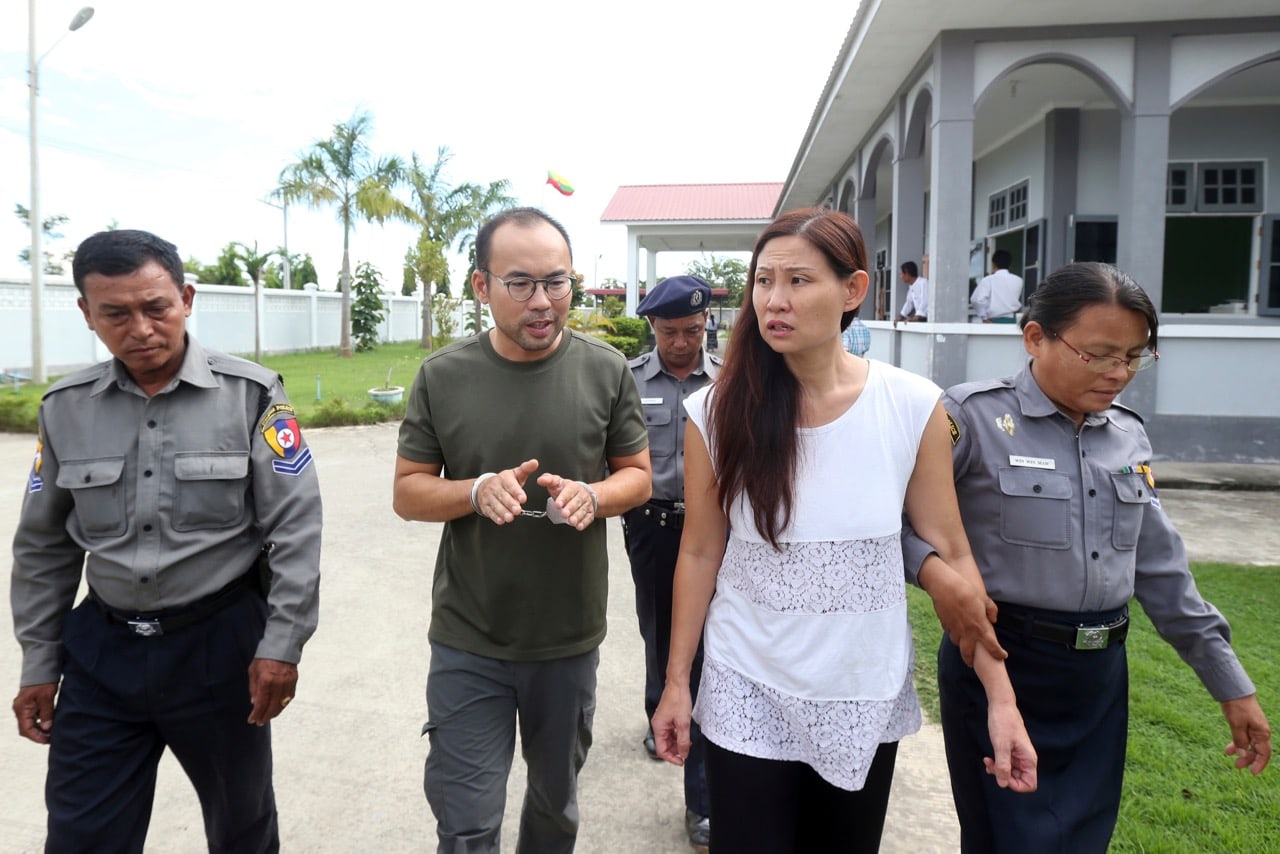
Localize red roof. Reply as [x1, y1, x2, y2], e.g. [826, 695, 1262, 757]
[601, 183, 783, 223]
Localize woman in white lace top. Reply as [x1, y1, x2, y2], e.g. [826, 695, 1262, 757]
[651, 208, 1037, 852]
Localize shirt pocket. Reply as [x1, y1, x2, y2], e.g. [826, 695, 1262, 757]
[997, 468, 1073, 549]
[56, 457, 127, 538]
[1109, 472, 1151, 551]
[173, 452, 250, 532]
[643, 406, 675, 458]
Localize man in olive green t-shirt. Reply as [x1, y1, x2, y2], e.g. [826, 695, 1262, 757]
[394, 207, 651, 853]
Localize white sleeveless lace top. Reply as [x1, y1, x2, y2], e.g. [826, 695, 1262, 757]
[685, 360, 941, 790]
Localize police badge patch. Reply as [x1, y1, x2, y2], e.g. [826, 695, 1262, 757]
[259, 403, 313, 476]
[28, 435, 43, 494]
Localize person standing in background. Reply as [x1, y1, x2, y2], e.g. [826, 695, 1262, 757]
[624, 275, 721, 852]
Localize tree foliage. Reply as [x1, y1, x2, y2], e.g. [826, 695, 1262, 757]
[400, 147, 515, 350]
[264, 251, 318, 289]
[233, 241, 274, 288]
[686, 254, 749, 306]
[14, 204, 73, 275]
[185, 243, 246, 286]
[350, 261, 387, 352]
[275, 111, 407, 357]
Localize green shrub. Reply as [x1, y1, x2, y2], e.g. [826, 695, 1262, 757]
[601, 335, 642, 358]
[306, 396, 405, 428]
[0, 392, 41, 433]
[610, 316, 649, 341]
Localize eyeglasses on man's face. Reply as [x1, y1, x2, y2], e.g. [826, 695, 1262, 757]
[482, 271, 578, 302]
[1052, 333, 1159, 373]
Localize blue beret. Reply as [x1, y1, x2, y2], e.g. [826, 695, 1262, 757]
[636, 275, 712, 318]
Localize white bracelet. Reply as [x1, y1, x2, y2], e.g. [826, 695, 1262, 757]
[470, 472, 497, 515]
[578, 481, 598, 517]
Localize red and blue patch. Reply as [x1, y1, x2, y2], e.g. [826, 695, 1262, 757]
[259, 403, 312, 476]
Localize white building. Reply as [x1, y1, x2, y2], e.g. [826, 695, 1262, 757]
[776, 0, 1280, 461]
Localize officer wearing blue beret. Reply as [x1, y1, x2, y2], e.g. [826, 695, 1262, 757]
[626, 275, 721, 852]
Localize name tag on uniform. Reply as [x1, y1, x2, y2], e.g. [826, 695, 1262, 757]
[1009, 455, 1055, 470]
[641, 397, 664, 405]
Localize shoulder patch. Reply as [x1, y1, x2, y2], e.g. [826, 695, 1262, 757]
[946, 411, 961, 446]
[27, 434, 44, 493]
[259, 403, 306, 465]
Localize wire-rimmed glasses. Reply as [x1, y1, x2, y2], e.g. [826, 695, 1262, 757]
[1052, 333, 1159, 373]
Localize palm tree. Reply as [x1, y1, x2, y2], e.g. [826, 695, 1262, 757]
[233, 241, 275, 363]
[275, 111, 407, 357]
[403, 147, 515, 350]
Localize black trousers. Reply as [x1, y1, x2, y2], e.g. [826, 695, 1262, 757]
[621, 508, 709, 816]
[704, 740, 898, 854]
[45, 592, 278, 854]
[938, 605, 1128, 854]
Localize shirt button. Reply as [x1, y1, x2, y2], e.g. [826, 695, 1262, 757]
[1032, 484, 1042, 493]
[147, 420, 157, 428]
[1091, 551, 1100, 560]
[140, 577, 150, 584]
[1088, 489, 1097, 497]
[143, 524, 153, 532]
[144, 470, 153, 478]
[83, 474, 91, 483]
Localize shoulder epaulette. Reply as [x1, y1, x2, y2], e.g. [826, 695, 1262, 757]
[1108, 401, 1146, 425]
[43, 362, 110, 399]
[205, 351, 280, 389]
[947, 376, 1016, 405]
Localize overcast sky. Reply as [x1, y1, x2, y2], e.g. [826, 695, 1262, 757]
[1, 1, 853, 291]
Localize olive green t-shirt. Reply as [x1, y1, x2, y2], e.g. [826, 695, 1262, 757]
[398, 330, 648, 661]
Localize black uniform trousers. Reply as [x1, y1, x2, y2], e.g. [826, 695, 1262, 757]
[45, 589, 278, 854]
[621, 507, 710, 816]
[938, 604, 1129, 854]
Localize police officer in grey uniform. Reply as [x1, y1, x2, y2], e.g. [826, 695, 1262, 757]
[10, 229, 322, 853]
[624, 275, 721, 852]
[904, 262, 1270, 852]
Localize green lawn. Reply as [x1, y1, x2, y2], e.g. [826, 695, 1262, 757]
[0, 341, 431, 432]
[909, 563, 1280, 851]
[260, 341, 426, 425]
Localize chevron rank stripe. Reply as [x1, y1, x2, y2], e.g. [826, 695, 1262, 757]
[272, 446, 313, 476]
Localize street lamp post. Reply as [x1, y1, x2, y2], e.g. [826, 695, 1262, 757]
[28, 3, 95, 384]
[260, 197, 290, 290]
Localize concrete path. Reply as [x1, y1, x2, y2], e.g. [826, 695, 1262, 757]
[0, 424, 1275, 853]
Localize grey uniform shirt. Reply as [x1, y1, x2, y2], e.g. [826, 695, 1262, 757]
[628, 349, 721, 502]
[11, 336, 322, 687]
[902, 364, 1254, 702]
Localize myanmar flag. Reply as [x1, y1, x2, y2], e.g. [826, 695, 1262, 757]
[546, 170, 574, 196]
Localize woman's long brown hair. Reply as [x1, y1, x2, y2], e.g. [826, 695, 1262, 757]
[707, 208, 868, 549]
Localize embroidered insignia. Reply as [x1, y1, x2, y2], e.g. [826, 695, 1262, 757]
[259, 403, 304, 459]
[272, 446, 313, 476]
[691, 290, 704, 308]
[996, 413, 1016, 436]
[946, 412, 960, 447]
[28, 437, 43, 493]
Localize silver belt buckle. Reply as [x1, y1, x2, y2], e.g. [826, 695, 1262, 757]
[127, 619, 163, 637]
[674, 501, 686, 513]
[1074, 625, 1109, 650]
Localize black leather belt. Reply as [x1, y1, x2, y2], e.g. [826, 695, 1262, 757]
[995, 602, 1129, 651]
[641, 498, 685, 531]
[89, 570, 257, 637]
